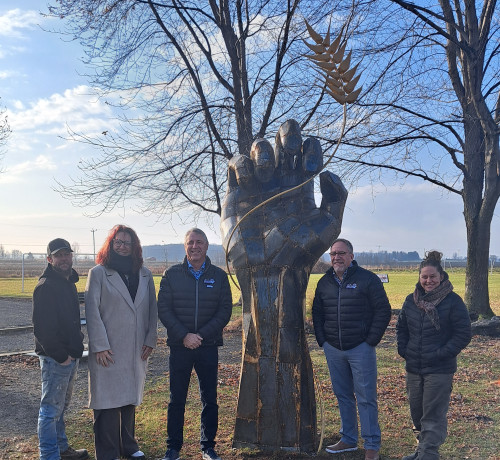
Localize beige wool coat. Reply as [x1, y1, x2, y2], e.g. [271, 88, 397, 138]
[85, 264, 158, 409]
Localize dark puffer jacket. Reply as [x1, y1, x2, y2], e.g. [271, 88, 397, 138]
[312, 261, 391, 350]
[32, 264, 84, 363]
[157, 256, 233, 347]
[396, 284, 471, 375]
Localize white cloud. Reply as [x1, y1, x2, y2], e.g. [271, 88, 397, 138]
[0, 155, 56, 184]
[8, 85, 116, 135]
[0, 9, 41, 38]
[12, 100, 24, 110]
[0, 70, 13, 79]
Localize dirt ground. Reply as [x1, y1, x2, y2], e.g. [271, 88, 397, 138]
[0, 298, 243, 457]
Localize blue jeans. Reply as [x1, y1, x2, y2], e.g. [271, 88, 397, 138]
[38, 356, 78, 460]
[167, 346, 218, 452]
[323, 341, 381, 450]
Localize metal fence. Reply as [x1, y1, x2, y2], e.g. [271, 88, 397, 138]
[0, 253, 176, 292]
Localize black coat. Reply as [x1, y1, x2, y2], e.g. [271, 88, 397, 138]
[396, 286, 471, 374]
[32, 264, 84, 363]
[157, 256, 233, 347]
[312, 261, 391, 350]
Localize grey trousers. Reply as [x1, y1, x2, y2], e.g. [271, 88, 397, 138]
[406, 372, 454, 460]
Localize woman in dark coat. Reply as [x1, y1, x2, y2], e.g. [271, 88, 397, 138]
[396, 251, 471, 460]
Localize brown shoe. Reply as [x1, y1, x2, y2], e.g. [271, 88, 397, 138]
[365, 449, 380, 460]
[325, 440, 358, 453]
[60, 447, 89, 460]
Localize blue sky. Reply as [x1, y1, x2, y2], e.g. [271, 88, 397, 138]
[0, 1, 498, 258]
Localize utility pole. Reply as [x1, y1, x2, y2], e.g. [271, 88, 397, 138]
[162, 240, 168, 269]
[91, 229, 97, 262]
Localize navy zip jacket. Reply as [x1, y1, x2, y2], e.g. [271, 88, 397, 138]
[396, 284, 471, 375]
[32, 264, 84, 363]
[312, 261, 391, 350]
[157, 256, 233, 347]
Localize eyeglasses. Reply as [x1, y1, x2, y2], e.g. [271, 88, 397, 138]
[113, 239, 132, 247]
[329, 251, 349, 257]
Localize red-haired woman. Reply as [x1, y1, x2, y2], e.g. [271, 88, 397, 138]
[85, 225, 157, 460]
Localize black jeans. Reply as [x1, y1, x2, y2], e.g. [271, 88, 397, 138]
[167, 346, 219, 451]
[93, 405, 139, 460]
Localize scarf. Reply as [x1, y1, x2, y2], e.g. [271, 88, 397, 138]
[108, 250, 139, 301]
[413, 273, 453, 331]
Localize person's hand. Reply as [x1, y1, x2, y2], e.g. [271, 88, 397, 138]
[183, 333, 203, 349]
[61, 355, 74, 366]
[141, 345, 153, 360]
[221, 119, 347, 271]
[96, 349, 114, 367]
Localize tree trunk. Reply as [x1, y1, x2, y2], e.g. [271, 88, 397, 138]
[464, 207, 495, 318]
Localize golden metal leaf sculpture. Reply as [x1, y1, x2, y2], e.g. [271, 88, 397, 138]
[304, 20, 362, 105]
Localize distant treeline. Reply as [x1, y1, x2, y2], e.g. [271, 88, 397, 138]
[355, 251, 421, 265]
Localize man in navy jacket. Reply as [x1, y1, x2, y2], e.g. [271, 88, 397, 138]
[312, 238, 391, 460]
[158, 228, 232, 460]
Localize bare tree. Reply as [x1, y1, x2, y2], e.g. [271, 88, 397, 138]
[0, 100, 11, 169]
[47, 0, 346, 222]
[48, 1, 499, 317]
[324, 0, 499, 317]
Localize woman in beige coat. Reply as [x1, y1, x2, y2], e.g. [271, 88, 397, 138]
[85, 225, 157, 460]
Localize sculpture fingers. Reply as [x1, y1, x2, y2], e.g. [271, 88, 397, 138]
[274, 119, 303, 173]
[319, 171, 348, 220]
[250, 138, 276, 183]
[302, 137, 323, 176]
[227, 154, 254, 190]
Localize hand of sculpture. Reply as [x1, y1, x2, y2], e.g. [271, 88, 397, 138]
[221, 119, 348, 271]
[221, 120, 348, 451]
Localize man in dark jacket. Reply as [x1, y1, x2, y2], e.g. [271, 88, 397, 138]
[158, 228, 232, 460]
[312, 239, 391, 460]
[32, 238, 88, 460]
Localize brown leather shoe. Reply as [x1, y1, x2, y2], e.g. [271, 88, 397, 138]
[325, 440, 358, 453]
[365, 449, 380, 460]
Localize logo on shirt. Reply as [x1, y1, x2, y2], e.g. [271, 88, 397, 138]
[346, 283, 357, 289]
[204, 278, 215, 288]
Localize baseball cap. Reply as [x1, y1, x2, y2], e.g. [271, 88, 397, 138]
[47, 238, 73, 256]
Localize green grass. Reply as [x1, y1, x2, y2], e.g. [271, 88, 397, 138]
[0, 277, 88, 298]
[52, 331, 499, 460]
[1, 269, 499, 316]
[307, 270, 500, 317]
[3, 269, 499, 459]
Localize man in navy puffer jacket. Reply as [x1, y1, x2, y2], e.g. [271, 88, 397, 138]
[158, 228, 232, 460]
[312, 239, 391, 460]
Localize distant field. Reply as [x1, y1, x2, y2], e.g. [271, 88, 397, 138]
[1, 269, 499, 316]
[306, 270, 500, 316]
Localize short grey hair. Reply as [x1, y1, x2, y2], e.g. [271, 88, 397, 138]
[331, 238, 353, 253]
[184, 228, 209, 244]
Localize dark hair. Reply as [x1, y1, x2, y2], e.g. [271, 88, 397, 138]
[419, 250, 444, 276]
[331, 238, 354, 253]
[96, 225, 143, 272]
